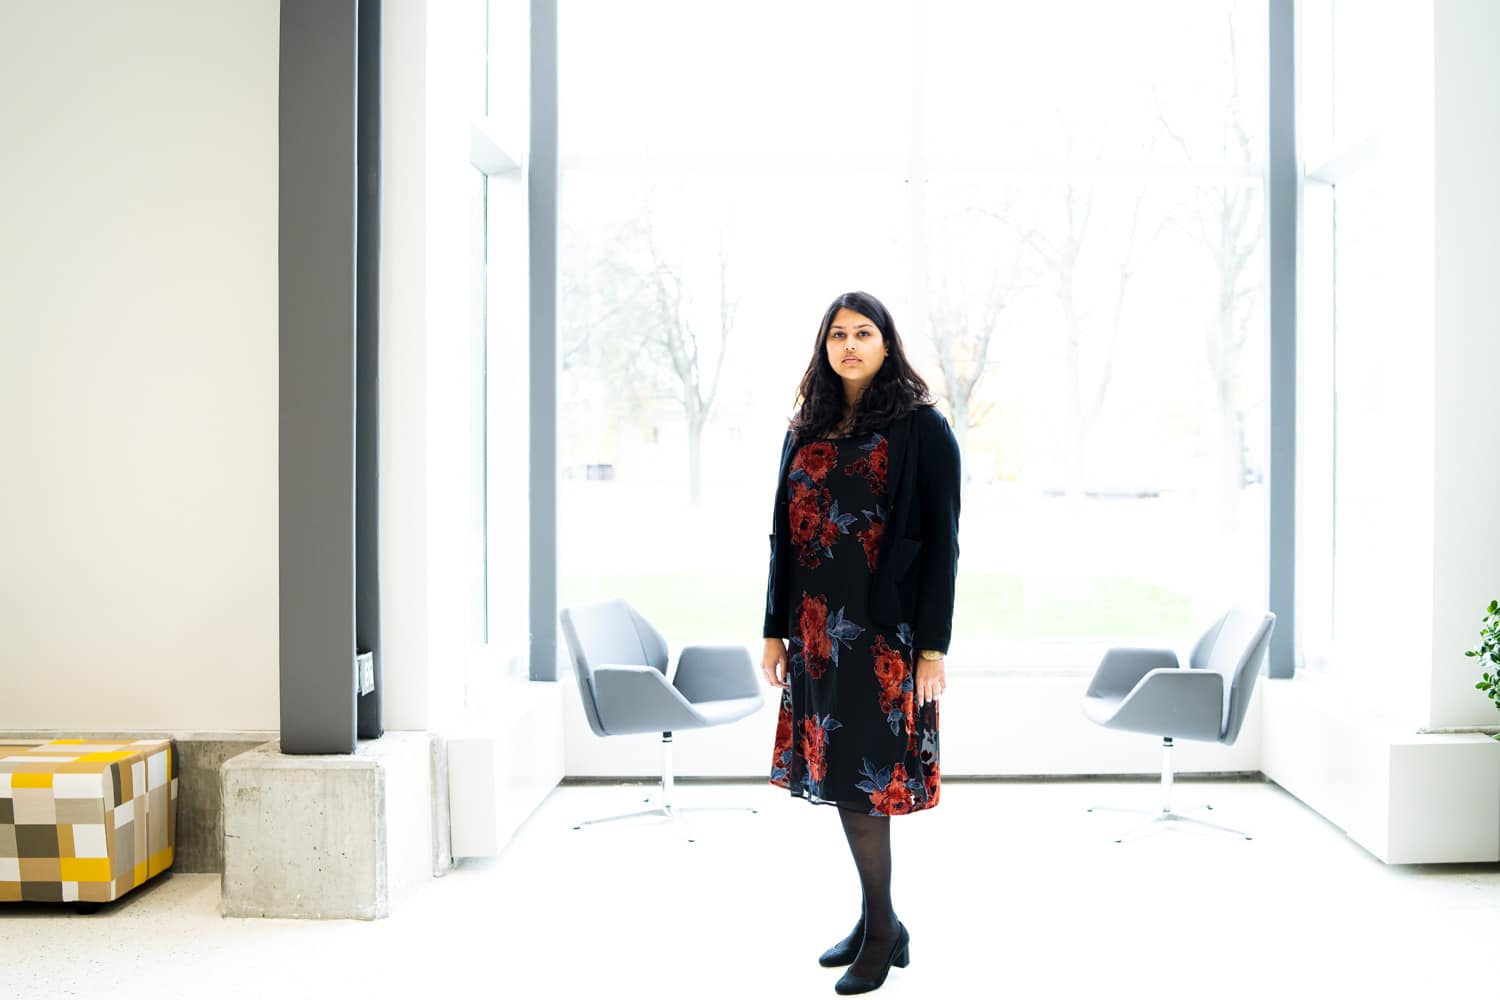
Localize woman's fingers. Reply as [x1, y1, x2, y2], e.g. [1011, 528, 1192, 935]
[914, 658, 946, 706]
[761, 640, 789, 688]
[917, 680, 946, 707]
[762, 655, 789, 688]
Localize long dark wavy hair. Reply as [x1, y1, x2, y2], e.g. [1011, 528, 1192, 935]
[789, 291, 933, 440]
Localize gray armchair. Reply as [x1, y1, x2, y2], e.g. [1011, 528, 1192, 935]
[559, 598, 764, 840]
[1082, 607, 1276, 842]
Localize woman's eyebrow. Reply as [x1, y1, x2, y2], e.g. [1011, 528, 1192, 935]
[830, 323, 875, 331]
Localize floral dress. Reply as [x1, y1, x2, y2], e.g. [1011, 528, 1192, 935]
[769, 431, 941, 815]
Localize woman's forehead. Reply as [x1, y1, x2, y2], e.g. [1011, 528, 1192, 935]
[829, 308, 876, 329]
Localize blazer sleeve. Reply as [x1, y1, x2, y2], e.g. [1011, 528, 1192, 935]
[762, 429, 794, 639]
[913, 408, 961, 654]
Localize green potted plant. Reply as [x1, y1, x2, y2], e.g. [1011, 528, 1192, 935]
[1463, 599, 1500, 739]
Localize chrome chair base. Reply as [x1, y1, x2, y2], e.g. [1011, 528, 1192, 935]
[1086, 803, 1252, 843]
[1085, 737, 1253, 843]
[571, 733, 758, 842]
[571, 797, 759, 843]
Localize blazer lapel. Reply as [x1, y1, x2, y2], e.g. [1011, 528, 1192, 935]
[878, 412, 914, 545]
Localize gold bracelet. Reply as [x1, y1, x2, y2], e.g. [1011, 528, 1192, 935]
[917, 649, 944, 661]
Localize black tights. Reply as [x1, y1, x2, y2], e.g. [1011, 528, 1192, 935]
[837, 805, 898, 975]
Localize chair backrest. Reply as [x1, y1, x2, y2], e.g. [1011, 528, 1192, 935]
[1188, 606, 1277, 745]
[558, 599, 670, 737]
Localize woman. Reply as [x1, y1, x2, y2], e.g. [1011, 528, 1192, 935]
[762, 291, 961, 995]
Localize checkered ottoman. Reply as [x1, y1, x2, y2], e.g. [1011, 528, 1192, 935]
[0, 739, 178, 904]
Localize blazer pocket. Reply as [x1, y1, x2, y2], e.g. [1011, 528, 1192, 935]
[890, 537, 922, 611]
[871, 537, 921, 624]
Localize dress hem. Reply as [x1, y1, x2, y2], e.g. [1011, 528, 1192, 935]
[768, 777, 939, 817]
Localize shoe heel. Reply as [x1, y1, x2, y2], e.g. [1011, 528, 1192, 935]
[893, 943, 909, 968]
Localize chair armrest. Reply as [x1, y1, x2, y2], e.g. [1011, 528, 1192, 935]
[1085, 648, 1180, 700]
[592, 665, 704, 736]
[673, 645, 760, 703]
[1107, 668, 1224, 742]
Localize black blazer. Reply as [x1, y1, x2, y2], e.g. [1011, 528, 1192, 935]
[762, 405, 962, 653]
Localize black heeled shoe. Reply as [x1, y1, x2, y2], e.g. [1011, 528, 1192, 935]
[818, 918, 865, 967]
[834, 923, 909, 995]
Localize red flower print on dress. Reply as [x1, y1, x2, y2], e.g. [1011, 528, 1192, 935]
[792, 593, 866, 679]
[788, 481, 828, 567]
[795, 593, 833, 679]
[857, 505, 885, 572]
[769, 688, 794, 787]
[787, 483, 855, 569]
[799, 712, 843, 790]
[917, 717, 940, 806]
[857, 759, 919, 816]
[904, 690, 918, 754]
[922, 760, 941, 807]
[794, 441, 839, 483]
[788, 441, 857, 569]
[871, 634, 914, 735]
[843, 434, 890, 495]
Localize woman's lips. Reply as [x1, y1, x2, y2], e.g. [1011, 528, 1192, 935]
[842, 357, 861, 364]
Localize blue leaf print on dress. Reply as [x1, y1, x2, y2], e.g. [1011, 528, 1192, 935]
[826, 606, 865, 670]
[771, 754, 790, 784]
[812, 498, 857, 564]
[897, 622, 914, 650]
[886, 707, 906, 736]
[828, 498, 857, 534]
[854, 758, 893, 795]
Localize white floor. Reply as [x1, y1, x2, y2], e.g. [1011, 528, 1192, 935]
[2, 779, 1496, 1000]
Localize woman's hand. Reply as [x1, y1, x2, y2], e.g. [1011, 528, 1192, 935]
[915, 655, 946, 708]
[761, 638, 789, 688]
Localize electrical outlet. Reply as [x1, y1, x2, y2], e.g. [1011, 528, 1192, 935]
[356, 651, 375, 696]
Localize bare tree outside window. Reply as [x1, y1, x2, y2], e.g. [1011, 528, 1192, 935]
[560, 196, 738, 508]
[991, 169, 1153, 497]
[1159, 8, 1265, 531]
[643, 221, 737, 508]
[921, 198, 1034, 475]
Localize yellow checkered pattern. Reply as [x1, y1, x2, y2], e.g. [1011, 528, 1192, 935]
[0, 739, 178, 904]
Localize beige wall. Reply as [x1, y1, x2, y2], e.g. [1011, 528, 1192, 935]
[0, 1, 281, 730]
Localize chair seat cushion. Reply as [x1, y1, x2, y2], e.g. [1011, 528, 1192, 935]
[688, 696, 763, 728]
[1081, 692, 1125, 726]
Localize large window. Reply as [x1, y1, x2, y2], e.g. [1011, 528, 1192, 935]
[1296, 0, 1428, 715]
[466, 0, 531, 700]
[559, 1, 1270, 669]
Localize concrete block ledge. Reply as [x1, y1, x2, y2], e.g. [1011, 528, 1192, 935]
[221, 732, 433, 919]
[1262, 678, 1500, 863]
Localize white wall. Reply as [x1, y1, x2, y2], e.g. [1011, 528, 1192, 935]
[379, 0, 433, 731]
[1430, 0, 1500, 730]
[379, 0, 495, 732]
[1260, 0, 1500, 863]
[0, 1, 280, 731]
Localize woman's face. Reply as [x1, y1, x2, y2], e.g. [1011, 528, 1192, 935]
[825, 307, 888, 393]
